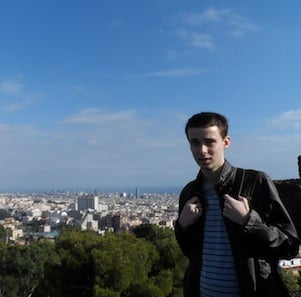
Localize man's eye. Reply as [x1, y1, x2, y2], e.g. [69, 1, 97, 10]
[205, 140, 215, 145]
[190, 140, 199, 146]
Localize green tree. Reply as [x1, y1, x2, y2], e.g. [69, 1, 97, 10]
[133, 224, 187, 296]
[0, 225, 186, 297]
[52, 230, 100, 297]
[0, 226, 6, 242]
[281, 269, 301, 297]
[93, 286, 119, 297]
[152, 269, 173, 296]
[0, 241, 58, 297]
[121, 282, 164, 297]
[93, 232, 159, 294]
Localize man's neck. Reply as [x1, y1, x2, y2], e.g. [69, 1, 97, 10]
[202, 168, 222, 186]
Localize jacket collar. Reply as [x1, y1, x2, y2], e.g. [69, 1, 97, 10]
[195, 160, 235, 189]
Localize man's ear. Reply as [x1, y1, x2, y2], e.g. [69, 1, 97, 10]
[224, 135, 231, 148]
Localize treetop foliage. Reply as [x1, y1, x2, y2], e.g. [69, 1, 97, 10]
[0, 224, 188, 297]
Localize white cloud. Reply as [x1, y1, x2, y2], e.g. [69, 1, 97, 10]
[63, 108, 137, 125]
[0, 79, 38, 113]
[165, 48, 178, 59]
[176, 29, 214, 49]
[2, 102, 28, 112]
[183, 8, 258, 34]
[0, 124, 11, 132]
[0, 98, 33, 114]
[144, 67, 209, 78]
[229, 132, 301, 179]
[183, 7, 225, 25]
[267, 109, 301, 129]
[172, 7, 258, 49]
[0, 80, 24, 95]
[72, 85, 85, 92]
[0, 108, 187, 189]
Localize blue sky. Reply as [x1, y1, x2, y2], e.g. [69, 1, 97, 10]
[0, 0, 300, 192]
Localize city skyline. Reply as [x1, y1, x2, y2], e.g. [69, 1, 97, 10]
[0, 1, 301, 191]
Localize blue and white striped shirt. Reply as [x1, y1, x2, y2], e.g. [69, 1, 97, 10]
[200, 185, 240, 297]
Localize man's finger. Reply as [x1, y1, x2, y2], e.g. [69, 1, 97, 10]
[224, 194, 235, 201]
[238, 196, 250, 206]
[187, 196, 200, 204]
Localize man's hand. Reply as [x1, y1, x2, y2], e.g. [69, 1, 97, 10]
[223, 194, 250, 225]
[179, 197, 203, 229]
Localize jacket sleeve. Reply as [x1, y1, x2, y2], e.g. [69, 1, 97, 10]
[242, 172, 300, 259]
[174, 182, 202, 259]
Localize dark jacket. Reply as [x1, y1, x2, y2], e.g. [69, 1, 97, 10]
[175, 161, 300, 297]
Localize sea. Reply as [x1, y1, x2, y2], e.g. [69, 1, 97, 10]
[0, 185, 182, 195]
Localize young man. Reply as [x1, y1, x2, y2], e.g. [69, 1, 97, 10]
[175, 112, 300, 297]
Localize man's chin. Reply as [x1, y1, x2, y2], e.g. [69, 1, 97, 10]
[200, 165, 212, 171]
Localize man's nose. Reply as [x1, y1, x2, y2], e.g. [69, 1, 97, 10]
[200, 144, 208, 154]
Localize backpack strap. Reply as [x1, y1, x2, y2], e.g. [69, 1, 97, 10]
[233, 168, 257, 207]
[233, 168, 246, 198]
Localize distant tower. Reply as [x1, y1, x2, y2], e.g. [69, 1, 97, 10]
[298, 155, 301, 178]
[136, 187, 140, 199]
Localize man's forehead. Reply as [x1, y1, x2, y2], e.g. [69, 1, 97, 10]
[187, 126, 220, 137]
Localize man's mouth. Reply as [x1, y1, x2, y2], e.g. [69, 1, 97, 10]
[200, 157, 211, 164]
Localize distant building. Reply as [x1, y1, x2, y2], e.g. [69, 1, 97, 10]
[279, 247, 301, 274]
[67, 210, 83, 221]
[81, 213, 98, 232]
[27, 208, 42, 218]
[7, 228, 23, 241]
[77, 195, 99, 211]
[39, 224, 51, 233]
[279, 257, 301, 274]
[0, 209, 10, 220]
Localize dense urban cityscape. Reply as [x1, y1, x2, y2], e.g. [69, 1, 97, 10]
[0, 188, 179, 243]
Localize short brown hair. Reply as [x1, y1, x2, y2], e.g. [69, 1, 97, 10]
[185, 112, 229, 139]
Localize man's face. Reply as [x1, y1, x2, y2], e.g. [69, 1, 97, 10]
[187, 125, 230, 173]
